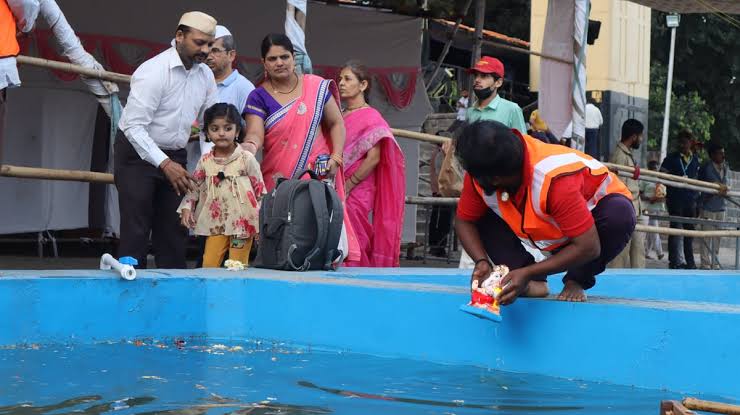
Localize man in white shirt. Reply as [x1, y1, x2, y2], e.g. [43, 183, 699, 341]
[187, 24, 255, 172]
[447, 89, 469, 133]
[585, 100, 603, 159]
[115, 11, 218, 268]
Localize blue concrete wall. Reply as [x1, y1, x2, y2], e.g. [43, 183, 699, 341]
[0, 268, 738, 400]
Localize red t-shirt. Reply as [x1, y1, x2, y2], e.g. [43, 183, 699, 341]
[456, 171, 599, 238]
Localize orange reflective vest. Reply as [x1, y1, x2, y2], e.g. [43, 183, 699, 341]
[474, 133, 631, 252]
[0, 0, 19, 59]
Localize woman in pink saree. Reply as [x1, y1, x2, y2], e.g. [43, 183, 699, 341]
[242, 34, 359, 262]
[338, 62, 406, 267]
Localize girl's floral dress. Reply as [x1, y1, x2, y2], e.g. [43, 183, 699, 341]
[177, 146, 265, 239]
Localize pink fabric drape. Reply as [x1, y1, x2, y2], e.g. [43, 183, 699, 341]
[342, 107, 405, 267]
[261, 74, 360, 262]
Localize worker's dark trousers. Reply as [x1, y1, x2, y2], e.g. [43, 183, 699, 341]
[114, 130, 188, 269]
[476, 194, 636, 290]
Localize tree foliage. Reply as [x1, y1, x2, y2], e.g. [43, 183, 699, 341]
[648, 63, 715, 151]
[651, 11, 740, 166]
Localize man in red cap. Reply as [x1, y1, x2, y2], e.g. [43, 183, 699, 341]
[456, 55, 529, 269]
[466, 56, 527, 134]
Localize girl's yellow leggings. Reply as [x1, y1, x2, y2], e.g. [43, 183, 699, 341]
[202, 235, 254, 268]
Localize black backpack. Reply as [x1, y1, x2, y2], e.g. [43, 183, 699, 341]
[256, 170, 344, 271]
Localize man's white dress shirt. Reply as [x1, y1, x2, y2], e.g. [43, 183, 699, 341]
[585, 103, 604, 130]
[118, 47, 217, 167]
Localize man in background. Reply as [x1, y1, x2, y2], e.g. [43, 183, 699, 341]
[608, 119, 645, 268]
[698, 142, 729, 269]
[660, 131, 701, 269]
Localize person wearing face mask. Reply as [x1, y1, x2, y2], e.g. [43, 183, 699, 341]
[115, 12, 218, 269]
[457, 56, 529, 269]
[454, 121, 634, 303]
[465, 56, 527, 134]
[607, 119, 646, 268]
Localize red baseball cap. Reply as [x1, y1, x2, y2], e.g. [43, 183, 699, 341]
[469, 56, 505, 78]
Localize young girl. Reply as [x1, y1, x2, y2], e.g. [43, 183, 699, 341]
[178, 103, 265, 268]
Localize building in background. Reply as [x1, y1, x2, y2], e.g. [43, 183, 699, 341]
[530, 0, 651, 162]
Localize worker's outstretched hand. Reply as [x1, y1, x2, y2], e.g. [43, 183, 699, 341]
[471, 259, 492, 287]
[497, 268, 531, 306]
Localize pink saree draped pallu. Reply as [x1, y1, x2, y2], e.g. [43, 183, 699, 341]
[260, 74, 360, 262]
[342, 107, 406, 267]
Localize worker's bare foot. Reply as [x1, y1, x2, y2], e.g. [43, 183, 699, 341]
[523, 280, 549, 298]
[557, 280, 587, 302]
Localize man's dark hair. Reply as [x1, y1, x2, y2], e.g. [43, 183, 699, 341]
[455, 121, 523, 178]
[176, 24, 191, 36]
[621, 118, 644, 141]
[220, 35, 236, 51]
[648, 159, 659, 170]
[677, 130, 694, 144]
[204, 103, 245, 142]
[707, 141, 724, 156]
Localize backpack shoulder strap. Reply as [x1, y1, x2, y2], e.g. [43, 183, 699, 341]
[293, 180, 330, 270]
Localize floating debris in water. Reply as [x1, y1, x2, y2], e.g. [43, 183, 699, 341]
[140, 375, 167, 382]
[111, 398, 132, 411]
[195, 384, 207, 390]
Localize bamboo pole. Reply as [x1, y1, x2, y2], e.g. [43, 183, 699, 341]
[605, 162, 725, 191]
[3, 165, 738, 238]
[481, 39, 574, 65]
[683, 398, 740, 415]
[404, 196, 740, 237]
[613, 171, 740, 198]
[388, 128, 737, 197]
[636, 224, 740, 238]
[406, 196, 458, 206]
[0, 165, 114, 184]
[17, 55, 132, 84]
[390, 128, 450, 145]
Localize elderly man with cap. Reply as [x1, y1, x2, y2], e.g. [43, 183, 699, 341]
[115, 11, 218, 269]
[187, 25, 255, 172]
[466, 56, 527, 134]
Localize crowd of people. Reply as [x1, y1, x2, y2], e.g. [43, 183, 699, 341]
[114, 11, 406, 269]
[429, 53, 731, 303]
[4, 7, 729, 303]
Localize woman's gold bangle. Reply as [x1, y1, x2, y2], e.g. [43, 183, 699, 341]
[330, 153, 344, 167]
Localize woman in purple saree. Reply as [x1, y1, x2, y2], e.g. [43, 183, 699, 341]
[338, 62, 406, 267]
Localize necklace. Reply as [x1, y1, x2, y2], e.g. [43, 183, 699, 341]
[270, 73, 299, 95]
[343, 103, 368, 113]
